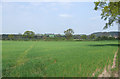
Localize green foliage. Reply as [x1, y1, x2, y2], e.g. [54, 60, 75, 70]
[8, 34, 14, 40]
[2, 41, 118, 77]
[94, 1, 120, 29]
[95, 36, 116, 40]
[64, 28, 74, 40]
[89, 34, 96, 39]
[81, 35, 87, 40]
[23, 31, 35, 39]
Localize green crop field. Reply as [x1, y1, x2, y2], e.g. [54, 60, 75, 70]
[2, 41, 118, 77]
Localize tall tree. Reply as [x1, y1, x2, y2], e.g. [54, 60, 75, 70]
[23, 31, 35, 39]
[94, 1, 120, 29]
[64, 28, 74, 40]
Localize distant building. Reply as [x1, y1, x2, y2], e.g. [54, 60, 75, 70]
[49, 34, 55, 38]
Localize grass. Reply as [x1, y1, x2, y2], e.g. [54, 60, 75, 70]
[2, 40, 118, 77]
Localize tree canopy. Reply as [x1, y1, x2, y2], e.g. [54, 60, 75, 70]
[64, 28, 74, 40]
[8, 34, 14, 40]
[89, 34, 96, 39]
[81, 35, 87, 40]
[23, 31, 35, 39]
[94, 1, 120, 29]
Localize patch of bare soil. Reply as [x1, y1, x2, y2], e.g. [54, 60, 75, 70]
[98, 49, 118, 77]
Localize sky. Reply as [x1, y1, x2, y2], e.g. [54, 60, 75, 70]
[2, 2, 118, 35]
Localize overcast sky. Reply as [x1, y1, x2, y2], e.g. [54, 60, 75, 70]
[2, 2, 118, 35]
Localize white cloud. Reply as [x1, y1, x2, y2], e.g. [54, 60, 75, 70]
[59, 14, 72, 18]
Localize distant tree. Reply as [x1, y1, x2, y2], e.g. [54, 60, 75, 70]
[56, 34, 61, 37]
[89, 34, 96, 39]
[64, 28, 74, 40]
[15, 33, 22, 40]
[96, 36, 110, 40]
[109, 37, 116, 40]
[81, 35, 87, 40]
[8, 34, 14, 40]
[43, 34, 47, 40]
[94, 1, 120, 29]
[73, 35, 81, 39]
[101, 36, 109, 40]
[23, 31, 35, 39]
[96, 36, 101, 41]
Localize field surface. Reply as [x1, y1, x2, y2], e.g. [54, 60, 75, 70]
[2, 41, 118, 77]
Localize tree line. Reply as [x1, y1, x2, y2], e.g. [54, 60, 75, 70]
[1, 29, 118, 41]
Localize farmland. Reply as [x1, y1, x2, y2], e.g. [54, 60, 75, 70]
[2, 40, 118, 77]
